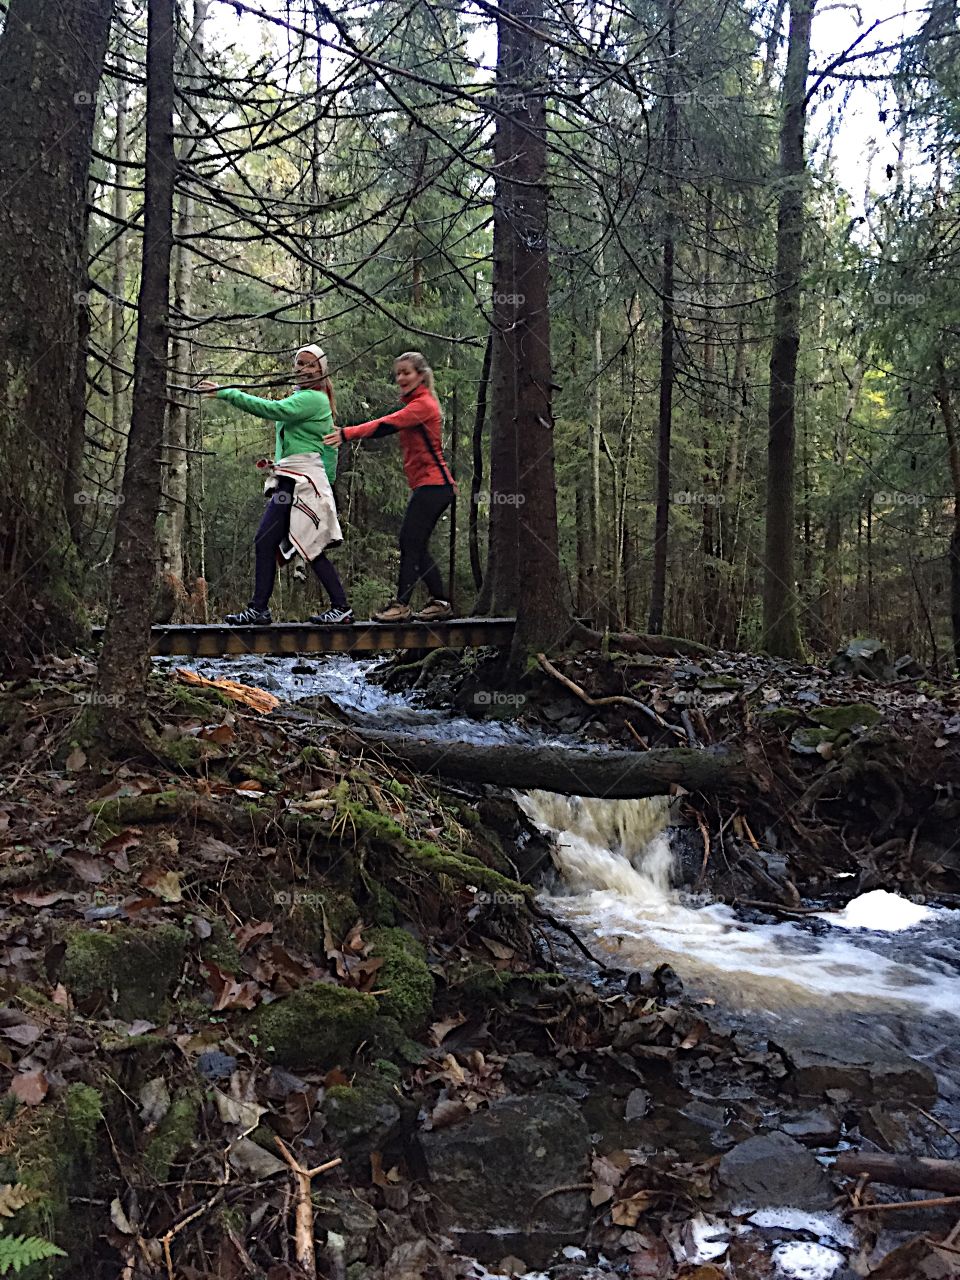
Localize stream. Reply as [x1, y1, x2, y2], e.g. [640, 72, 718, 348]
[161, 653, 960, 1131]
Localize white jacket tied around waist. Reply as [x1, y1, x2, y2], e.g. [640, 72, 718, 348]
[265, 453, 342, 563]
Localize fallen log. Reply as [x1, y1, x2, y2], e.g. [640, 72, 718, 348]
[332, 731, 753, 798]
[836, 1151, 960, 1194]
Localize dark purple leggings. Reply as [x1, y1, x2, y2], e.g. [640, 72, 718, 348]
[250, 476, 347, 610]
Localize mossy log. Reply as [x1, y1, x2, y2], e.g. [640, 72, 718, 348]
[336, 732, 754, 798]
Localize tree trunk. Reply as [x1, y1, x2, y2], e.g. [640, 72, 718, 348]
[762, 0, 816, 658]
[0, 0, 114, 664]
[648, 0, 678, 636]
[96, 0, 178, 724]
[469, 331, 492, 592]
[835, 1152, 960, 1194]
[158, 0, 208, 596]
[338, 731, 753, 799]
[493, 0, 570, 658]
[762, 0, 789, 84]
[935, 352, 960, 669]
[822, 356, 865, 644]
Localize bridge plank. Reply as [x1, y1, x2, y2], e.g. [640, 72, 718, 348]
[89, 618, 517, 657]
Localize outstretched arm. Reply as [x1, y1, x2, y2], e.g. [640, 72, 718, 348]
[214, 387, 318, 423]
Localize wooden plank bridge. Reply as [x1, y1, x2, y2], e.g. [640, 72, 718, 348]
[91, 616, 517, 658]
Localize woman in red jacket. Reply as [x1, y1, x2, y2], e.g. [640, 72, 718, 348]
[325, 352, 455, 623]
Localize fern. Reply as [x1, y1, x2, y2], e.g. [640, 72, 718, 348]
[0, 1187, 36, 1221]
[0, 1234, 66, 1275]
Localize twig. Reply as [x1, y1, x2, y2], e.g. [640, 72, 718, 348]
[624, 719, 648, 748]
[526, 1181, 592, 1229]
[694, 811, 711, 888]
[274, 1139, 342, 1279]
[536, 653, 684, 739]
[531, 901, 610, 970]
[847, 1194, 960, 1214]
[910, 1104, 960, 1150]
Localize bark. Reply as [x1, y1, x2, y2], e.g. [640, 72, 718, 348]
[338, 731, 752, 799]
[96, 0, 178, 723]
[447, 386, 459, 608]
[469, 331, 493, 591]
[835, 1152, 960, 1195]
[158, 0, 208, 594]
[762, 0, 816, 658]
[494, 0, 570, 659]
[0, 0, 114, 662]
[762, 0, 788, 85]
[648, 0, 678, 636]
[822, 357, 865, 644]
[935, 352, 960, 669]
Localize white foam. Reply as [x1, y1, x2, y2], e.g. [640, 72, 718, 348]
[747, 1209, 854, 1247]
[772, 1241, 845, 1279]
[817, 889, 936, 931]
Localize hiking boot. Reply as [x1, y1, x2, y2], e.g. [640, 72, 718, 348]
[310, 607, 354, 625]
[224, 606, 272, 626]
[414, 598, 453, 622]
[371, 600, 413, 623]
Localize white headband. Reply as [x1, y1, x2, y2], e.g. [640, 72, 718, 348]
[296, 344, 328, 375]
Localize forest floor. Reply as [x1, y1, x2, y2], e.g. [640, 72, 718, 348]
[1, 643, 960, 1279]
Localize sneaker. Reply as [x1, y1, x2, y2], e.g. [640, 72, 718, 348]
[415, 598, 453, 622]
[371, 599, 413, 623]
[224, 606, 272, 626]
[310, 607, 354, 625]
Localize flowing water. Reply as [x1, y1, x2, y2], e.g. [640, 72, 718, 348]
[163, 653, 960, 1119]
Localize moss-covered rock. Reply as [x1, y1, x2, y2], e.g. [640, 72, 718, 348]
[143, 1092, 201, 1182]
[323, 1079, 402, 1152]
[253, 983, 378, 1068]
[61, 924, 186, 1020]
[367, 928, 434, 1031]
[6, 1083, 104, 1277]
[288, 888, 359, 952]
[197, 917, 243, 972]
[811, 703, 882, 732]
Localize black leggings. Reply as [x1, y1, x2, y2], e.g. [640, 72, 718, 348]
[397, 484, 454, 604]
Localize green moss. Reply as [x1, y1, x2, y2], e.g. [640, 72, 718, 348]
[240, 762, 280, 790]
[158, 735, 207, 769]
[160, 678, 235, 715]
[289, 889, 359, 951]
[253, 983, 379, 1068]
[329, 787, 528, 899]
[811, 703, 882, 732]
[453, 962, 513, 999]
[87, 790, 188, 827]
[758, 707, 804, 730]
[9, 1084, 104, 1276]
[143, 1093, 201, 1182]
[323, 1078, 402, 1154]
[367, 928, 434, 1030]
[385, 779, 409, 799]
[198, 918, 243, 972]
[61, 924, 186, 1020]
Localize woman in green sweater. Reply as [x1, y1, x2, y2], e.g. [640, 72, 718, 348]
[197, 345, 352, 624]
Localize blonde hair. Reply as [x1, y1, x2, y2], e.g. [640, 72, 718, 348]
[395, 351, 435, 394]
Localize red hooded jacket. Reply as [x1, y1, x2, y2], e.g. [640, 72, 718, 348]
[341, 384, 454, 491]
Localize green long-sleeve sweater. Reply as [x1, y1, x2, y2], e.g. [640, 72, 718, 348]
[216, 386, 338, 486]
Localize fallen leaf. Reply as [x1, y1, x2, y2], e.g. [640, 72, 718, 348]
[323, 1067, 350, 1088]
[480, 936, 515, 960]
[10, 1069, 48, 1105]
[101, 829, 141, 856]
[203, 962, 261, 1011]
[110, 1196, 136, 1235]
[215, 1089, 265, 1129]
[1, 1023, 42, 1046]
[62, 853, 106, 883]
[51, 984, 71, 1010]
[612, 1190, 659, 1227]
[425, 1096, 470, 1130]
[197, 836, 239, 862]
[236, 779, 265, 792]
[429, 1016, 468, 1046]
[235, 920, 274, 952]
[11, 889, 73, 907]
[140, 869, 182, 903]
[199, 723, 236, 744]
[139, 1077, 172, 1126]
[65, 747, 87, 771]
[228, 1137, 285, 1178]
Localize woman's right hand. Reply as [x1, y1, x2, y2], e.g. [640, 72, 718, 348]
[323, 428, 343, 446]
[195, 380, 220, 397]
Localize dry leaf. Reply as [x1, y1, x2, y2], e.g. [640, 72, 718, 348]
[62, 853, 106, 883]
[11, 889, 73, 907]
[236, 779, 265, 792]
[65, 747, 87, 771]
[235, 920, 274, 952]
[110, 1197, 136, 1235]
[10, 1069, 48, 1105]
[429, 1016, 468, 1046]
[480, 936, 515, 960]
[140, 869, 182, 903]
[611, 1190, 658, 1227]
[1, 1023, 41, 1046]
[203, 962, 261, 1011]
[228, 1137, 285, 1178]
[0, 1184, 36, 1217]
[139, 1077, 172, 1126]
